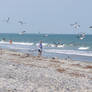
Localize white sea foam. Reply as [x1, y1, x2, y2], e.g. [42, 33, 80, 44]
[78, 47, 89, 50]
[48, 44, 65, 48]
[45, 49, 92, 57]
[57, 44, 64, 48]
[48, 44, 56, 47]
[42, 43, 48, 46]
[0, 41, 91, 57]
[0, 41, 65, 48]
[36, 43, 48, 46]
[13, 42, 34, 45]
[0, 41, 34, 46]
[0, 41, 9, 44]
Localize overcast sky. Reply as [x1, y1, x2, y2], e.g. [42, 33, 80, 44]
[0, 0, 92, 34]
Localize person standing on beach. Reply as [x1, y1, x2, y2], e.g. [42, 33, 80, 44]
[38, 41, 43, 56]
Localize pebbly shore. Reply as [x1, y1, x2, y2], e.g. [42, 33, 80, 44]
[0, 49, 92, 92]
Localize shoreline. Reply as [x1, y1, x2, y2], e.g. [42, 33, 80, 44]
[0, 49, 92, 91]
[1, 42, 92, 62]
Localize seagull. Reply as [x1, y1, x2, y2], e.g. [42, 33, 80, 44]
[19, 30, 26, 35]
[70, 22, 80, 30]
[6, 17, 10, 23]
[89, 26, 92, 28]
[77, 33, 85, 40]
[18, 21, 25, 25]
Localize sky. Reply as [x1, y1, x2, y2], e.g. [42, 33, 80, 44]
[0, 0, 92, 34]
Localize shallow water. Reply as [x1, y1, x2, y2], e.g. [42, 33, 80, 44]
[0, 33, 92, 62]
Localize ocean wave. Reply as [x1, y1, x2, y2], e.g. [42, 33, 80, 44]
[36, 43, 48, 46]
[48, 44, 56, 47]
[13, 42, 34, 45]
[45, 49, 92, 57]
[78, 47, 89, 50]
[0, 40, 92, 57]
[0, 41, 65, 48]
[0, 41, 34, 46]
[48, 44, 64, 48]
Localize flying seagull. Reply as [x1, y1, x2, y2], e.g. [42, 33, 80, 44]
[89, 26, 92, 28]
[18, 21, 25, 25]
[19, 30, 26, 35]
[70, 22, 80, 30]
[6, 17, 10, 23]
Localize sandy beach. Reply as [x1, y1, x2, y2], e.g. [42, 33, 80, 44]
[0, 49, 92, 92]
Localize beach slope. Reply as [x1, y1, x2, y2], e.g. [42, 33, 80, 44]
[0, 49, 92, 92]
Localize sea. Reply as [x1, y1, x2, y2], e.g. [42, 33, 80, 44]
[0, 33, 92, 62]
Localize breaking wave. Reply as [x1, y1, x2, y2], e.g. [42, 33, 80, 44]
[45, 49, 92, 57]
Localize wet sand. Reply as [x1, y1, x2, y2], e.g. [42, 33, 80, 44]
[0, 49, 92, 92]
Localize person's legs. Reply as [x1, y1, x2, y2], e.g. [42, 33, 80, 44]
[40, 50, 42, 56]
[38, 49, 42, 56]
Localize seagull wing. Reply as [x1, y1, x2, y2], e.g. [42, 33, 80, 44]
[89, 26, 92, 28]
